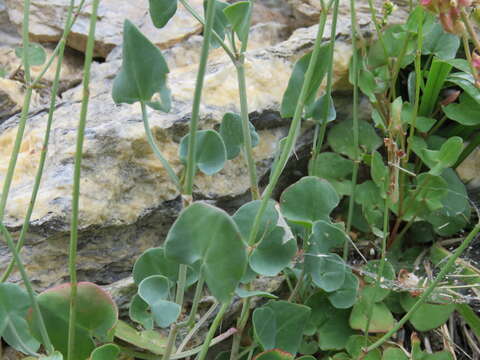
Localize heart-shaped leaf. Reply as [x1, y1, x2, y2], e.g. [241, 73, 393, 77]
[305, 253, 346, 292]
[112, 20, 171, 111]
[306, 94, 336, 123]
[328, 120, 382, 159]
[15, 43, 47, 66]
[223, 1, 251, 43]
[0, 283, 40, 355]
[149, 0, 178, 28]
[165, 202, 247, 303]
[280, 177, 339, 227]
[179, 130, 227, 175]
[28, 282, 118, 360]
[89, 344, 120, 360]
[138, 275, 180, 328]
[349, 298, 395, 333]
[309, 220, 349, 254]
[443, 92, 480, 126]
[422, 22, 460, 60]
[133, 247, 197, 287]
[219, 112, 259, 160]
[253, 301, 310, 355]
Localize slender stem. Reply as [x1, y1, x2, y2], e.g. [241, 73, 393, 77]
[236, 62, 260, 199]
[246, 8, 330, 246]
[389, 33, 412, 100]
[344, 0, 360, 260]
[141, 102, 181, 191]
[67, 1, 99, 359]
[185, 275, 205, 327]
[178, 0, 236, 62]
[313, 0, 339, 158]
[287, 267, 305, 302]
[163, 323, 179, 360]
[0, 0, 79, 283]
[183, 0, 217, 195]
[197, 302, 229, 360]
[367, 0, 389, 62]
[177, 299, 217, 353]
[366, 223, 480, 352]
[460, 9, 480, 51]
[229, 295, 251, 360]
[364, 197, 389, 344]
[461, 31, 478, 86]
[0, 224, 53, 354]
[175, 264, 188, 307]
[0, 0, 34, 223]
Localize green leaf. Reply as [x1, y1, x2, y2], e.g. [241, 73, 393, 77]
[349, 299, 395, 333]
[305, 292, 354, 350]
[371, 151, 388, 196]
[425, 137, 463, 175]
[129, 294, 153, 330]
[149, 0, 178, 28]
[443, 92, 480, 126]
[223, 1, 251, 43]
[305, 253, 346, 292]
[112, 20, 171, 111]
[233, 199, 279, 243]
[401, 102, 436, 132]
[15, 43, 47, 66]
[456, 304, 480, 340]
[0, 283, 40, 355]
[114, 320, 168, 355]
[382, 348, 408, 360]
[89, 344, 120, 360]
[138, 275, 180, 328]
[422, 22, 460, 60]
[306, 94, 336, 123]
[253, 349, 294, 360]
[165, 202, 247, 303]
[219, 112, 259, 160]
[280, 45, 330, 118]
[280, 177, 339, 227]
[250, 227, 297, 276]
[400, 293, 455, 331]
[367, 25, 415, 69]
[419, 60, 452, 116]
[133, 247, 197, 287]
[253, 301, 311, 355]
[328, 119, 382, 159]
[327, 271, 359, 309]
[28, 282, 118, 360]
[179, 129, 227, 175]
[309, 152, 353, 180]
[425, 169, 470, 236]
[309, 220, 349, 254]
[362, 260, 395, 302]
[346, 336, 382, 360]
[447, 72, 480, 104]
[235, 288, 278, 299]
[206, 0, 229, 48]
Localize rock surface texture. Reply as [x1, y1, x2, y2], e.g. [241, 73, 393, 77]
[0, 0, 412, 290]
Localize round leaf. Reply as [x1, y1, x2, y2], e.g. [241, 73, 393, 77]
[309, 152, 353, 180]
[28, 282, 118, 360]
[305, 253, 346, 292]
[129, 294, 153, 330]
[179, 130, 227, 175]
[253, 350, 294, 360]
[280, 177, 339, 227]
[309, 220, 349, 254]
[89, 344, 120, 360]
[400, 293, 455, 331]
[165, 202, 247, 303]
[349, 299, 395, 333]
[233, 199, 278, 243]
[328, 271, 359, 309]
[14, 43, 46, 66]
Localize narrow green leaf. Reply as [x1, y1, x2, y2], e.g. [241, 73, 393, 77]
[114, 320, 168, 355]
[419, 60, 452, 116]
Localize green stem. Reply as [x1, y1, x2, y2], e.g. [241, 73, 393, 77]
[367, 0, 389, 63]
[364, 197, 389, 344]
[0, 0, 34, 223]
[236, 62, 260, 199]
[287, 267, 305, 302]
[313, 0, 339, 158]
[389, 33, 412, 100]
[162, 323, 179, 360]
[1, 0, 79, 283]
[460, 9, 480, 52]
[0, 223, 53, 354]
[197, 302, 229, 360]
[185, 275, 205, 327]
[366, 223, 480, 352]
[344, 0, 360, 260]
[141, 102, 181, 191]
[183, 0, 217, 195]
[229, 296, 251, 360]
[178, 0, 236, 62]
[67, 1, 100, 359]
[246, 6, 330, 246]
[175, 264, 187, 307]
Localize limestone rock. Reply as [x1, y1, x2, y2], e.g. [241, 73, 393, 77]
[0, 0, 20, 47]
[4, 0, 204, 58]
[0, 78, 43, 121]
[457, 146, 480, 191]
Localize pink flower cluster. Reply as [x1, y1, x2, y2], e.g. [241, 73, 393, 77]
[421, 0, 472, 33]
